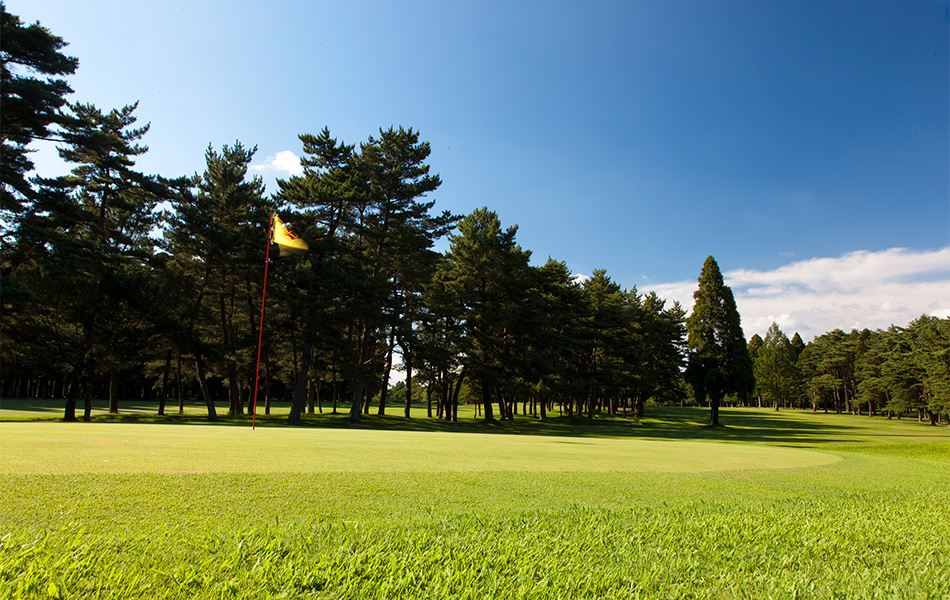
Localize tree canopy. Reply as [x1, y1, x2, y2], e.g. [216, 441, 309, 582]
[2, 4, 948, 430]
[685, 256, 755, 426]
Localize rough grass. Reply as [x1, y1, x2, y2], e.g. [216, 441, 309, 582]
[1, 405, 948, 599]
[4, 498, 947, 599]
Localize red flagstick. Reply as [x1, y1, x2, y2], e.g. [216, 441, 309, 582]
[252, 212, 274, 429]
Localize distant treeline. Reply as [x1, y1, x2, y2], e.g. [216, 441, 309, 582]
[2, 5, 948, 427]
[747, 319, 950, 425]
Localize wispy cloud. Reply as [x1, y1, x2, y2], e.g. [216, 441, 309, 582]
[249, 150, 303, 177]
[646, 247, 950, 341]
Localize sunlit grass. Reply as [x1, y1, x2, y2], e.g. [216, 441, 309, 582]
[1, 405, 948, 598]
[0, 421, 844, 475]
[4, 497, 947, 599]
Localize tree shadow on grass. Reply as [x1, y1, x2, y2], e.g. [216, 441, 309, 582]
[1, 397, 871, 446]
[240, 406, 861, 446]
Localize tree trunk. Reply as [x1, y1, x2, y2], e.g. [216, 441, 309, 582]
[176, 350, 184, 414]
[452, 372, 464, 423]
[63, 377, 79, 422]
[362, 384, 372, 415]
[709, 394, 721, 426]
[82, 380, 94, 422]
[227, 360, 242, 415]
[288, 334, 311, 425]
[194, 352, 218, 421]
[264, 356, 271, 415]
[350, 378, 365, 424]
[481, 381, 494, 421]
[437, 373, 446, 420]
[108, 370, 119, 413]
[403, 352, 413, 418]
[349, 320, 376, 424]
[426, 383, 433, 418]
[378, 334, 394, 416]
[158, 349, 172, 416]
[220, 293, 242, 416]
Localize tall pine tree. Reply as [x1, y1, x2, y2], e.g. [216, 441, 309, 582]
[685, 255, 754, 426]
[0, 3, 78, 218]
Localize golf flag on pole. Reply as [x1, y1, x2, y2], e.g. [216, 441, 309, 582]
[273, 215, 308, 256]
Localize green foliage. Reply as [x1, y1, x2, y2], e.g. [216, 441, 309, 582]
[686, 256, 754, 425]
[3, 97, 173, 420]
[275, 127, 453, 424]
[0, 2, 78, 215]
[753, 322, 802, 410]
[3, 1, 948, 430]
[797, 319, 950, 422]
[438, 207, 533, 420]
[163, 142, 271, 418]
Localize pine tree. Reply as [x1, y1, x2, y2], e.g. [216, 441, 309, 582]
[163, 142, 270, 420]
[685, 256, 754, 426]
[754, 322, 800, 411]
[276, 127, 452, 424]
[8, 101, 172, 420]
[0, 3, 78, 218]
[636, 292, 687, 417]
[440, 208, 532, 421]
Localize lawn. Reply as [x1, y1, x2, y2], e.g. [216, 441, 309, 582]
[1, 404, 948, 598]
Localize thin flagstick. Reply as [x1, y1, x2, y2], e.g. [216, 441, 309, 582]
[252, 212, 274, 430]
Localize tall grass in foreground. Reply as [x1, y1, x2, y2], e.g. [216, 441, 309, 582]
[2, 493, 947, 599]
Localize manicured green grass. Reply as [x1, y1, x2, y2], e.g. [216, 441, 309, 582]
[1, 407, 948, 598]
[0, 421, 844, 474]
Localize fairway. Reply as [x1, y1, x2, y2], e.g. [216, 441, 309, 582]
[2, 409, 948, 599]
[0, 421, 842, 474]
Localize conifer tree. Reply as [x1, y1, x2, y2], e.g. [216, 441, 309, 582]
[163, 142, 270, 419]
[8, 101, 172, 419]
[685, 255, 754, 425]
[0, 3, 78, 218]
[635, 292, 687, 417]
[440, 208, 532, 421]
[754, 322, 800, 411]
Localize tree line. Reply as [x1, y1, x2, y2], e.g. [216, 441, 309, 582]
[2, 5, 948, 427]
[748, 318, 950, 425]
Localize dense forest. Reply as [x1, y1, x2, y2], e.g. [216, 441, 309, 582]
[2, 5, 948, 427]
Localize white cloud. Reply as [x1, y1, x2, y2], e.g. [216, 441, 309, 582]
[249, 150, 303, 176]
[644, 247, 950, 341]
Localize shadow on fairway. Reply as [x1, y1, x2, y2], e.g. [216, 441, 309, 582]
[226, 406, 859, 446]
[1, 396, 866, 446]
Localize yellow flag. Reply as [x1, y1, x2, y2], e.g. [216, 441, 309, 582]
[273, 215, 309, 257]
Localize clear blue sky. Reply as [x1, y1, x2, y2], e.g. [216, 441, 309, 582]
[14, 0, 950, 338]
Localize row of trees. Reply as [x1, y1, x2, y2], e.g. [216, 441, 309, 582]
[1, 5, 690, 425]
[749, 318, 950, 424]
[2, 5, 948, 427]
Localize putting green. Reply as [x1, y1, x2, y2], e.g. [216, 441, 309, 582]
[0, 422, 841, 474]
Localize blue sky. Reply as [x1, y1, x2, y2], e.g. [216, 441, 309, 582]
[15, 0, 950, 340]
